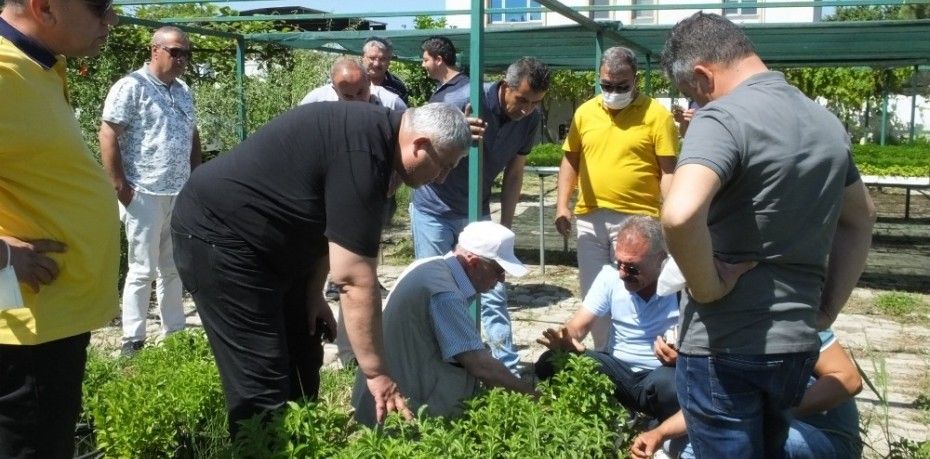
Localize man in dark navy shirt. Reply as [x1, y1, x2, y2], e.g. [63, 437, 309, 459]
[410, 58, 550, 373]
[421, 35, 470, 106]
[171, 101, 471, 435]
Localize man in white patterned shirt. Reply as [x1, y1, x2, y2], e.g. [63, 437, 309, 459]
[99, 26, 202, 356]
[352, 221, 534, 425]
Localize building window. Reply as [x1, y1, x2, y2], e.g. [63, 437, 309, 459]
[632, 0, 655, 23]
[723, 0, 758, 17]
[489, 0, 542, 24]
[590, 0, 610, 20]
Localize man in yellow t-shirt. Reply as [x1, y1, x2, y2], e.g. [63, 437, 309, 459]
[0, 0, 119, 456]
[555, 46, 678, 352]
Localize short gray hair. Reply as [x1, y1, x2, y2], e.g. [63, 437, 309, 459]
[617, 216, 666, 257]
[660, 12, 756, 87]
[504, 57, 551, 93]
[406, 103, 471, 158]
[330, 56, 368, 82]
[600, 46, 637, 75]
[151, 26, 188, 46]
[363, 37, 393, 55]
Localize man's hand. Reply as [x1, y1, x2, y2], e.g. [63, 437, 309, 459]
[711, 257, 757, 300]
[630, 429, 665, 459]
[116, 183, 134, 207]
[0, 237, 66, 293]
[463, 103, 486, 141]
[554, 210, 573, 238]
[366, 374, 413, 423]
[653, 336, 678, 366]
[306, 295, 337, 343]
[537, 326, 585, 353]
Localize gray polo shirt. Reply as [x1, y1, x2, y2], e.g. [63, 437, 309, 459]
[676, 71, 860, 356]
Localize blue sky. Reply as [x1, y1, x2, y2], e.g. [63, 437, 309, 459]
[227, 0, 447, 30]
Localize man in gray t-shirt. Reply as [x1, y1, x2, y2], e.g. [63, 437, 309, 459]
[659, 13, 875, 458]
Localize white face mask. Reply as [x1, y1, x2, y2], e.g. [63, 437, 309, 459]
[602, 90, 634, 110]
[0, 243, 24, 310]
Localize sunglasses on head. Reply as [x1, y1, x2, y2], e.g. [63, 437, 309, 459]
[599, 82, 632, 94]
[157, 45, 193, 60]
[82, 0, 113, 17]
[617, 261, 641, 277]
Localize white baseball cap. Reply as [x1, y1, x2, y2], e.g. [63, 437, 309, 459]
[458, 221, 528, 277]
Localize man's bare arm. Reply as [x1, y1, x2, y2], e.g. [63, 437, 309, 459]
[554, 151, 580, 238]
[499, 154, 527, 229]
[456, 350, 535, 394]
[99, 121, 132, 206]
[328, 242, 411, 422]
[818, 180, 876, 329]
[657, 155, 677, 199]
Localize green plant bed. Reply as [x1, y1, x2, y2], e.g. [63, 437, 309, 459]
[851, 143, 930, 177]
[80, 342, 633, 458]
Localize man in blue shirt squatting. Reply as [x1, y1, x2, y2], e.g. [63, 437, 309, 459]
[535, 216, 680, 422]
[411, 53, 551, 374]
[353, 221, 535, 425]
[660, 12, 876, 458]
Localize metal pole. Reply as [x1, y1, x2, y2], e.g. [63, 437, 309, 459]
[645, 55, 653, 96]
[236, 36, 247, 141]
[880, 72, 889, 146]
[538, 173, 545, 276]
[468, 0, 485, 324]
[910, 64, 918, 142]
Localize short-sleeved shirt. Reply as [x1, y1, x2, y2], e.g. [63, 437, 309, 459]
[299, 83, 407, 111]
[429, 72, 469, 108]
[413, 81, 539, 218]
[101, 65, 196, 195]
[562, 93, 679, 217]
[676, 71, 861, 356]
[0, 18, 119, 345]
[382, 71, 410, 105]
[171, 102, 398, 275]
[430, 254, 485, 361]
[584, 265, 679, 372]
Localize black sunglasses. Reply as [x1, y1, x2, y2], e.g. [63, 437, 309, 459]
[157, 45, 193, 60]
[617, 262, 641, 277]
[82, 0, 113, 17]
[599, 81, 632, 94]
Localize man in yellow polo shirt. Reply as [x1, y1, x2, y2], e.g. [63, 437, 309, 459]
[555, 46, 678, 352]
[0, 0, 119, 456]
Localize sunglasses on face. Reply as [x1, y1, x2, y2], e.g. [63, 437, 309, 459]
[599, 81, 632, 93]
[157, 45, 193, 60]
[617, 262, 641, 277]
[82, 0, 113, 17]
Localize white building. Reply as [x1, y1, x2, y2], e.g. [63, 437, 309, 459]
[445, 0, 825, 29]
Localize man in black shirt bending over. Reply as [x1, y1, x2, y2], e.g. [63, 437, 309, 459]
[171, 101, 471, 436]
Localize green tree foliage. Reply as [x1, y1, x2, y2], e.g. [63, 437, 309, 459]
[780, 5, 927, 140]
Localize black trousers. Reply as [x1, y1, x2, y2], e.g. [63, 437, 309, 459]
[0, 332, 90, 459]
[172, 232, 324, 438]
[535, 349, 679, 421]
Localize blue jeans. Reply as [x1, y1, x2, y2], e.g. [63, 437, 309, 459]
[676, 351, 817, 459]
[670, 419, 838, 459]
[409, 204, 519, 373]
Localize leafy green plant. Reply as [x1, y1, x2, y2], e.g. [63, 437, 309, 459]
[875, 291, 922, 317]
[233, 401, 355, 458]
[852, 143, 930, 177]
[526, 142, 563, 167]
[86, 330, 227, 458]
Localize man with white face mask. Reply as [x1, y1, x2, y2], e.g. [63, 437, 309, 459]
[555, 46, 678, 352]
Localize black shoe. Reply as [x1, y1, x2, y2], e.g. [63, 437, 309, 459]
[120, 340, 144, 357]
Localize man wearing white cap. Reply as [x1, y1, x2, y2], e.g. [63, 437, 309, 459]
[352, 221, 535, 425]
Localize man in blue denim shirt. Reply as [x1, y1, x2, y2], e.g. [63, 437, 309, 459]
[410, 57, 550, 373]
